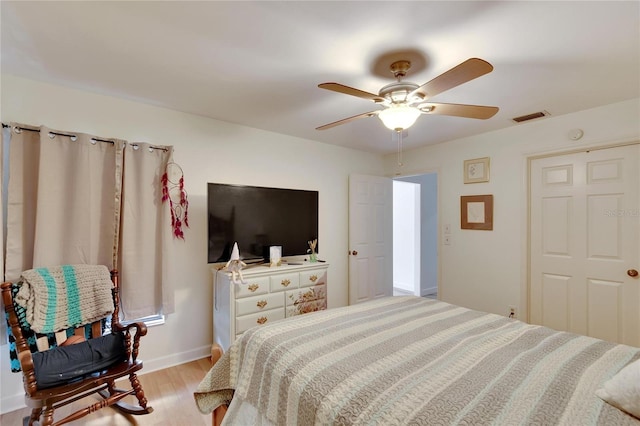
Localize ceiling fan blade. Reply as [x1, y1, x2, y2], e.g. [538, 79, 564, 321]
[419, 102, 499, 119]
[318, 83, 386, 104]
[410, 58, 494, 100]
[316, 110, 380, 130]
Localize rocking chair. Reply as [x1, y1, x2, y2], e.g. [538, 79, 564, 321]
[1, 266, 153, 425]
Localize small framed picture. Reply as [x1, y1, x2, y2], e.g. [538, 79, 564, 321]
[461, 195, 493, 230]
[464, 157, 490, 184]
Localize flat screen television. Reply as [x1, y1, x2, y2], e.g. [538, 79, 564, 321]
[207, 183, 318, 263]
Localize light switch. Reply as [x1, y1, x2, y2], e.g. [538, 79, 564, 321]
[443, 235, 451, 245]
[444, 224, 451, 234]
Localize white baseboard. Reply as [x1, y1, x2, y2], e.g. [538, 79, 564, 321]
[140, 344, 211, 375]
[394, 287, 438, 297]
[1, 392, 25, 416]
[0, 344, 212, 415]
[421, 286, 438, 297]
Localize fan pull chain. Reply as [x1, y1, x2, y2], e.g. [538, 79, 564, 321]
[396, 130, 403, 167]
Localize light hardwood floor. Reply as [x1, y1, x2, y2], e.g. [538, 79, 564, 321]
[0, 357, 213, 426]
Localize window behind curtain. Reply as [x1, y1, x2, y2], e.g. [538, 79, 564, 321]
[2, 124, 175, 326]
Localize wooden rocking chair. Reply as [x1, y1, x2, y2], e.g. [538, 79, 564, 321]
[1, 268, 153, 426]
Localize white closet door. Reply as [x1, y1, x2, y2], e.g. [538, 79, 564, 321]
[530, 144, 639, 346]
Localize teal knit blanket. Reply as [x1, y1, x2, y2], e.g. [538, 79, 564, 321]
[14, 265, 114, 334]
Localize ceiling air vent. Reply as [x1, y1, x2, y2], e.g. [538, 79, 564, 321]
[512, 110, 550, 123]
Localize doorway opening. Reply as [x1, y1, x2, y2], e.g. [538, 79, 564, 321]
[393, 173, 438, 298]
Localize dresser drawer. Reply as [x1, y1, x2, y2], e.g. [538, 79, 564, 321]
[236, 309, 285, 334]
[269, 273, 299, 292]
[300, 269, 326, 288]
[286, 284, 326, 306]
[286, 299, 327, 317]
[235, 276, 269, 298]
[236, 292, 284, 316]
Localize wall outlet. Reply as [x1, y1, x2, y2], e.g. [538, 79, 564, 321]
[508, 305, 517, 319]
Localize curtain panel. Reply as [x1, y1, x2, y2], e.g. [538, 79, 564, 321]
[1, 127, 7, 340]
[3, 123, 175, 318]
[119, 142, 175, 319]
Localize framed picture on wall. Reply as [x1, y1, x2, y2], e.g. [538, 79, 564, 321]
[463, 157, 490, 183]
[461, 194, 493, 230]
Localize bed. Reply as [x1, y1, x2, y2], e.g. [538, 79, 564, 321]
[194, 296, 640, 425]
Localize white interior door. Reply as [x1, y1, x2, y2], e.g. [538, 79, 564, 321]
[348, 174, 393, 304]
[530, 144, 640, 346]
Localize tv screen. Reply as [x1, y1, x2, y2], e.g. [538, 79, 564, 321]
[207, 183, 319, 263]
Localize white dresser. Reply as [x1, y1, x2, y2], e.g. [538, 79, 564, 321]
[213, 262, 328, 350]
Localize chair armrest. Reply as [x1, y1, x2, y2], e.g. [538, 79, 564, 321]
[111, 320, 148, 336]
[111, 321, 148, 362]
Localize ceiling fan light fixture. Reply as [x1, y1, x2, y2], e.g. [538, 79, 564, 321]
[378, 105, 421, 131]
[316, 58, 496, 132]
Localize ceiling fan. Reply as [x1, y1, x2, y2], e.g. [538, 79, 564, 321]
[316, 58, 499, 132]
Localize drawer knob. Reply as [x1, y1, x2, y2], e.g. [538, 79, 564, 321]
[257, 317, 268, 325]
[309, 274, 318, 282]
[256, 300, 267, 309]
[281, 279, 291, 287]
[248, 283, 259, 292]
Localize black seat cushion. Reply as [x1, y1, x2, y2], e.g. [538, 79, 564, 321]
[32, 332, 126, 389]
[6, 282, 105, 372]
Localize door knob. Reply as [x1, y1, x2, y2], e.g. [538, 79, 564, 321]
[349, 250, 358, 256]
[627, 269, 639, 278]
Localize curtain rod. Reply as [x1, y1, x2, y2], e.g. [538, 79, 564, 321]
[3, 122, 114, 144]
[2, 122, 168, 151]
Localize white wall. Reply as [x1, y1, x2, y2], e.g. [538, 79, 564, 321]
[384, 98, 640, 319]
[0, 74, 385, 413]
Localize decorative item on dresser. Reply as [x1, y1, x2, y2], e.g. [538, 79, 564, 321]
[307, 239, 318, 262]
[212, 262, 328, 350]
[224, 242, 247, 284]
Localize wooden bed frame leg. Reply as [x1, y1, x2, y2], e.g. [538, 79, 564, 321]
[210, 343, 228, 426]
[211, 343, 223, 364]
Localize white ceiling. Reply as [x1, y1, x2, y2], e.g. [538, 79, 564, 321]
[2, 1, 639, 154]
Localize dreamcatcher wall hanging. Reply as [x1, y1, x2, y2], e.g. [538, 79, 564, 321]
[162, 162, 189, 239]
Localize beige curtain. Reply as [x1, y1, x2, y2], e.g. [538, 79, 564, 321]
[4, 125, 120, 281]
[119, 142, 174, 319]
[4, 123, 174, 318]
[1, 126, 7, 280]
[1, 127, 7, 339]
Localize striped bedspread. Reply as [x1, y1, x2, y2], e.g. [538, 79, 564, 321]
[195, 296, 640, 425]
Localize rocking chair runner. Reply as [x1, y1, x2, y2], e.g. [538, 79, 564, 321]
[1, 268, 153, 426]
